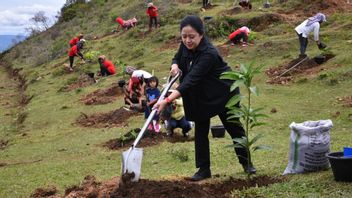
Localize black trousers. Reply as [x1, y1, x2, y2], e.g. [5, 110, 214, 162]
[297, 33, 308, 55]
[231, 32, 248, 44]
[149, 17, 158, 28]
[69, 56, 74, 68]
[203, 0, 209, 7]
[100, 65, 113, 76]
[194, 109, 249, 169]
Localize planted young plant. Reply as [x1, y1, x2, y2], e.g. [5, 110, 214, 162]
[221, 63, 269, 179]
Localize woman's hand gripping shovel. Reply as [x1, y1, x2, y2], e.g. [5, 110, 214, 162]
[121, 72, 181, 183]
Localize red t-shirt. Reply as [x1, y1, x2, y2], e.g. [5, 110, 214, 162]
[69, 37, 79, 46]
[116, 17, 125, 26]
[146, 6, 158, 17]
[102, 60, 116, 74]
[68, 45, 78, 57]
[229, 28, 249, 40]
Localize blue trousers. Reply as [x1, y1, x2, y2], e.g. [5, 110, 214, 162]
[167, 117, 191, 134]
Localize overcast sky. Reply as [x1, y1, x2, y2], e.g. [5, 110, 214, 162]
[0, 0, 66, 35]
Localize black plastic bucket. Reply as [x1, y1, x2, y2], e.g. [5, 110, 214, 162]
[314, 55, 326, 64]
[118, 79, 126, 88]
[210, 125, 225, 138]
[326, 152, 352, 182]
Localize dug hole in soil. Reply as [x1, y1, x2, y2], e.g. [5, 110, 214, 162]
[31, 174, 284, 198]
[103, 128, 194, 150]
[266, 53, 335, 84]
[80, 83, 124, 105]
[75, 107, 138, 128]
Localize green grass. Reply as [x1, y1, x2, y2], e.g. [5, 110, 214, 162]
[1, 0, 352, 197]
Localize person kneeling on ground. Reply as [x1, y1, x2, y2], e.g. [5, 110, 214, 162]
[162, 90, 191, 137]
[239, 0, 252, 9]
[124, 76, 143, 111]
[98, 55, 116, 76]
[229, 26, 250, 46]
[295, 13, 327, 58]
[116, 17, 138, 31]
[145, 76, 161, 133]
[69, 33, 84, 47]
[68, 39, 85, 71]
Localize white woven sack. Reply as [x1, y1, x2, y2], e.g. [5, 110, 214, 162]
[283, 119, 332, 175]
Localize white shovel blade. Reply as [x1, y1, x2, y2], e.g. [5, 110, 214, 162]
[121, 148, 143, 182]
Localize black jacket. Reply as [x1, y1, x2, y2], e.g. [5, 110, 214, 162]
[173, 37, 237, 121]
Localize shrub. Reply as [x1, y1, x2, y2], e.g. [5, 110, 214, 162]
[169, 147, 189, 162]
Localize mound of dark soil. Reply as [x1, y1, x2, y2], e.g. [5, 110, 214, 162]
[266, 53, 335, 84]
[30, 186, 57, 198]
[104, 129, 194, 150]
[62, 74, 96, 92]
[225, 6, 242, 15]
[80, 84, 124, 105]
[289, 0, 352, 15]
[35, 175, 283, 198]
[337, 96, 352, 107]
[0, 139, 8, 150]
[247, 13, 283, 32]
[75, 107, 138, 128]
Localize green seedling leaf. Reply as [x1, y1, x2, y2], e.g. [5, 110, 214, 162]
[252, 145, 271, 151]
[230, 80, 244, 92]
[249, 86, 259, 96]
[220, 71, 242, 80]
[226, 95, 243, 108]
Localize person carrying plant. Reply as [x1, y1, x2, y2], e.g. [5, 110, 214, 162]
[228, 26, 250, 47]
[146, 2, 159, 31]
[239, 0, 252, 9]
[154, 15, 256, 181]
[164, 90, 192, 137]
[295, 13, 327, 58]
[98, 55, 116, 76]
[124, 76, 143, 111]
[69, 33, 84, 46]
[68, 40, 85, 71]
[144, 76, 161, 132]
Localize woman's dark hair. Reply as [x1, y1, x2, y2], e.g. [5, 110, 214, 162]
[148, 76, 159, 87]
[180, 15, 204, 35]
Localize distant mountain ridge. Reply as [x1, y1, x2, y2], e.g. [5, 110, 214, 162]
[0, 35, 26, 52]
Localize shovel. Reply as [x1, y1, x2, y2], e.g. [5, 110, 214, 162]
[121, 72, 181, 182]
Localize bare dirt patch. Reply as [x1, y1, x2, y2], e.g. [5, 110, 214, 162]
[290, 0, 351, 15]
[159, 37, 181, 51]
[103, 129, 194, 150]
[217, 44, 230, 57]
[337, 96, 352, 107]
[266, 53, 335, 85]
[61, 74, 96, 92]
[225, 6, 243, 15]
[33, 175, 283, 198]
[80, 84, 124, 105]
[177, 0, 192, 3]
[0, 139, 9, 150]
[247, 13, 283, 32]
[30, 186, 58, 198]
[75, 107, 138, 128]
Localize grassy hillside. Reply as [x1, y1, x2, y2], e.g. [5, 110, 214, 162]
[1, 0, 352, 197]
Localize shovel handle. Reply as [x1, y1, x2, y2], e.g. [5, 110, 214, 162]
[130, 72, 181, 148]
